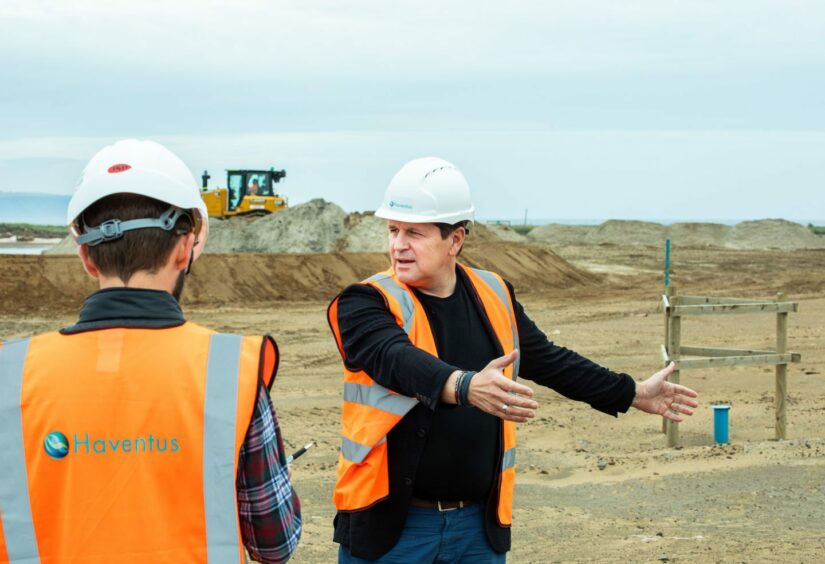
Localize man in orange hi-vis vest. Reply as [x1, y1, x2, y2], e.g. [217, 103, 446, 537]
[328, 157, 699, 562]
[0, 140, 301, 563]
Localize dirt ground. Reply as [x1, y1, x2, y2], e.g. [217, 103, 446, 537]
[1, 242, 824, 562]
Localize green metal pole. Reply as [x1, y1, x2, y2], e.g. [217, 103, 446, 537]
[664, 239, 671, 290]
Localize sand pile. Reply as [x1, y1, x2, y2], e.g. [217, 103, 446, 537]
[527, 221, 666, 246]
[1, 243, 599, 315]
[46, 235, 79, 254]
[47, 199, 351, 255]
[588, 220, 667, 246]
[668, 222, 730, 247]
[725, 219, 825, 250]
[337, 212, 386, 252]
[528, 219, 823, 250]
[204, 200, 529, 253]
[44, 201, 822, 254]
[475, 223, 525, 243]
[47, 200, 522, 255]
[526, 224, 590, 245]
[207, 198, 348, 253]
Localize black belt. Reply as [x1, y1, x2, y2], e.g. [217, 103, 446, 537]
[409, 497, 476, 512]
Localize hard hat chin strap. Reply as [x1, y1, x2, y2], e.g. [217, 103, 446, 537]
[76, 207, 188, 246]
[185, 248, 195, 275]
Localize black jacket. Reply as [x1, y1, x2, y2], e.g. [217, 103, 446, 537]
[332, 267, 636, 559]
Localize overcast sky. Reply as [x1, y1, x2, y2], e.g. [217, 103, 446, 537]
[1, 0, 823, 222]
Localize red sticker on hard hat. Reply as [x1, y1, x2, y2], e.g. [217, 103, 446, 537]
[108, 164, 132, 173]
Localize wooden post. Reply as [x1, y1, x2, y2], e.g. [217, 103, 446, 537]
[775, 292, 788, 440]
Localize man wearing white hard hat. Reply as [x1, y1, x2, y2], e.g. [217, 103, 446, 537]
[327, 157, 698, 562]
[0, 140, 301, 563]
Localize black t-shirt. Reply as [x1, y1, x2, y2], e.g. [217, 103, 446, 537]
[411, 276, 500, 501]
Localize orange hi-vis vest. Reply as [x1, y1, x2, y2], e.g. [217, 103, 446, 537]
[0, 322, 277, 563]
[327, 264, 520, 525]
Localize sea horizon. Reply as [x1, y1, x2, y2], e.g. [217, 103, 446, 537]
[1, 191, 822, 228]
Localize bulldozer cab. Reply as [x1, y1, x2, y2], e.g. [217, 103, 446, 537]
[201, 166, 288, 218]
[226, 169, 286, 211]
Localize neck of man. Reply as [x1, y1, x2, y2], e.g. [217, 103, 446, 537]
[97, 268, 178, 295]
[414, 262, 458, 298]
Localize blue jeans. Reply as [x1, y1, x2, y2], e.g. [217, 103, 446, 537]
[338, 503, 506, 563]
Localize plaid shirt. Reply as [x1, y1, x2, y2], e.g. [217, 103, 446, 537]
[238, 384, 302, 563]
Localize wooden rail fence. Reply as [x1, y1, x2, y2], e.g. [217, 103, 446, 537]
[660, 287, 801, 447]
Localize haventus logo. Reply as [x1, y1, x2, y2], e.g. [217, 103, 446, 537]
[44, 431, 70, 459]
[43, 432, 180, 459]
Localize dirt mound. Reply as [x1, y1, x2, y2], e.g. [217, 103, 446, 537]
[476, 223, 525, 243]
[206, 199, 348, 253]
[337, 212, 386, 252]
[527, 224, 591, 245]
[529, 219, 824, 250]
[463, 242, 599, 292]
[725, 219, 825, 250]
[46, 199, 349, 255]
[205, 201, 533, 253]
[528, 221, 666, 246]
[44, 200, 525, 255]
[668, 222, 730, 247]
[45, 235, 78, 254]
[0, 243, 599, 315]
[588, 220, 666, 246]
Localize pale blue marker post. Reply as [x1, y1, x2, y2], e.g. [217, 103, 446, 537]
[713, 405, 731, 444]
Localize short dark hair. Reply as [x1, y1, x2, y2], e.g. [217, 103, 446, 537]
[434, 220, 470, 256]
[80, 193, 193, 282]
[434, 220, 471, 239]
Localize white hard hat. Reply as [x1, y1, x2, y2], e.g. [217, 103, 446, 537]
[68, 139, 209, 259]
[375, 157, 475, 225]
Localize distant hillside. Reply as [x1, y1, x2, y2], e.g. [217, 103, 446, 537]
[0, 192, 70, 225]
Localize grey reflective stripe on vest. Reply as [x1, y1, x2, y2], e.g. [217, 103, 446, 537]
[341, 275, 419, 464]
[343, 383, 417, 417]
[341, 381, 413, 464]
[203, 333, 244, 563]
[366, 274, 415, 334]
[342, 436, 386, 464]
[468, 268, 521, 379]
[501, 447, 516, 471]
[0, 338, 40, 563]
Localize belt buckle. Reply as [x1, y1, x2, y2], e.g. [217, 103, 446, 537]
[437, 500, 463, 512]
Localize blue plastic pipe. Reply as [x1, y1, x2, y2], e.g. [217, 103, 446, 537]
[713, 405, 731, 444]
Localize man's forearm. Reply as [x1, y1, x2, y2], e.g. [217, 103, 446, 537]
[338, 286, 457, 406]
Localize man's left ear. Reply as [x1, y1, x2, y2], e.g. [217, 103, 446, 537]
[450, 227, 465, 256]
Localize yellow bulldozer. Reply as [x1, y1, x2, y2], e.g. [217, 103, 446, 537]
[200, 167, 288, 218]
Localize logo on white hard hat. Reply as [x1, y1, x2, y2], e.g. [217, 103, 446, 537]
[388, 200, 414, 210]
[107, 164, 132, 174]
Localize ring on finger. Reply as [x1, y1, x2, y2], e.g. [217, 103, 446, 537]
[502, 404, 509, 413]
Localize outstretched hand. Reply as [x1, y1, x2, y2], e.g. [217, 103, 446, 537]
[632, 362, 699, 422]
[466, 350, 538, 423]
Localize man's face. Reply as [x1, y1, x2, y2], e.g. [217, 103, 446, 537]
[387, 220, 455, 289]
